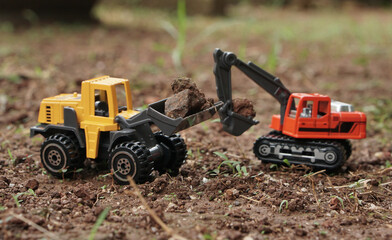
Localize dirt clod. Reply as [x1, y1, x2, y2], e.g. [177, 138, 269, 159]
[25, 179, 39, 190]
[0, 176, 10, 185]
[165, 77, 213, 118]
[232, 98, 256, 118]
[295, 228, 307, 237]
[171, 77, 197, 94]
[0, 180, 8, 189]
[225, 188, 239, 200]
[93, 206, 107, 216]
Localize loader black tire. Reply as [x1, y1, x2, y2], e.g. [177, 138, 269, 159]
[109, 141, 153, 185]
[154, 132, 187, 176]
[40, 134, 83, 178]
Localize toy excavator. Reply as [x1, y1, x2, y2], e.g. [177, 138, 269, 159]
[213, 49, 366, 170]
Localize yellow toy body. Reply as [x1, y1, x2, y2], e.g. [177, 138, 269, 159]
[31, 75, 220, 184]
[37, 76, 139, 158]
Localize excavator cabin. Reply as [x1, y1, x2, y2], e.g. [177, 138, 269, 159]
[270, 93, 367, 139]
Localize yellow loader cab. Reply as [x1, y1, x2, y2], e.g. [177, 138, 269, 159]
[31, 76, 222, 184]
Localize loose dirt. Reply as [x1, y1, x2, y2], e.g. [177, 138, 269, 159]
[165, 77, 213, 118]
[232, 98, 256, 118]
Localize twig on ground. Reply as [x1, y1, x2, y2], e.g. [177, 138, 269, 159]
[306, 169, 326, 177]
[126, 176, 187, 240]
[327, 179, 372, 189]
[226, 153, 249, 160]
[305, 172, 324, 207]
[380, 181, 392, 186]
[239, 195, 260, 204]
[309, 176, 320, 207]
[10, 213, 60, 240]
[377, 167, 392, 175]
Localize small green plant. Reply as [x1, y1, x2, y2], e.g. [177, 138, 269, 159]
[7, 148, 15, 165]
[213, 151, 228, 161]
[97, 170, 118, 181]
[88, 207, 110, 240]
[331, 195, 344, 209]
[279, 199, 288, 213]
[282, 159, 291, 167]
[164, 193, 177, 201]
[13, 189, 36, 207]
[187, 149, 194, 159]
[211, 152, 248, 177]
[385, 160, 391, 168]
[203, 233, 216, 240]
[348, 179, 367, 188]
[319, 230, 328, 236]
[264, 41, 281, 73]
[59, 168, 68, 181]
[348, 192, 363, 205]
[161, 0, 187, 70]
[270, 163, 278, 170]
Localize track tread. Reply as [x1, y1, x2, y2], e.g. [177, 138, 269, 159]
[253, 131, 347, 170]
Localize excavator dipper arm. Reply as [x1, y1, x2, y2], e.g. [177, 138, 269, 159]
[213, 48, 292, 135]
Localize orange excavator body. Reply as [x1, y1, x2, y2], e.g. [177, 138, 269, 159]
[269, 93, 366, 139]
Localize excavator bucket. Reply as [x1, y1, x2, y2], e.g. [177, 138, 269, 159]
[218, 102, 259, 136]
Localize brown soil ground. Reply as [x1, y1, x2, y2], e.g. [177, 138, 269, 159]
[0, 6, 392, 240]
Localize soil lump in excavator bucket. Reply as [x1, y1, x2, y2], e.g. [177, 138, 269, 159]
[232, 98, 256, 118]
[165, 77, 213, 118]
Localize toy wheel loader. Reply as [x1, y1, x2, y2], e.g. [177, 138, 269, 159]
[31, 76, 222, 184]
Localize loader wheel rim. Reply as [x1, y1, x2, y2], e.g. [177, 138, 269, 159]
[117, 158, 132, 175]
[48, 150, 62, 166]
[112, 151, 137, 181]
[258, 144, 270, 157]
[325, 151, 337, 164]
[42, 143, 67, 172]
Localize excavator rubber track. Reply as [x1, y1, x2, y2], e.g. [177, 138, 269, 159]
[253, 131, 347, 170]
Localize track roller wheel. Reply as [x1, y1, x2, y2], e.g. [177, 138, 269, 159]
[253, 138, 272, 160]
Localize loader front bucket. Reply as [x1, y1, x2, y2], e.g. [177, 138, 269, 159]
[146, 99, 224, 136]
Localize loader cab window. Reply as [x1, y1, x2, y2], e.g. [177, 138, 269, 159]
[94, 89, 109, 117]
[115, 84, 128, 113]
[300, 100, 313, 118]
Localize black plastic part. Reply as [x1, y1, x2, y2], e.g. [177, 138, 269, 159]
[218, 102, 259, 136]
[108, 141, 154, 185]
[338, 139, 353, 159]
[40, 133, 83, 178]
[109, 128, 137, 151]
[253, 131, 347, 171]
[64, 107, 79, 129]
[213, 48, 293, 133]
[31, 124, 85, 148]
[125, 99, 223, 136]
[154, 131, 187, 176]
